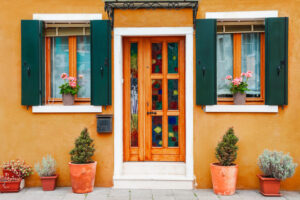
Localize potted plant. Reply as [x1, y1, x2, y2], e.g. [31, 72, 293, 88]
[257, 150, 297, 196]
[69, 128, 96, 193]
[1, 159, 33, 190]
[211, 127, 239, 195]
[0, 176, 22, 193]
[225, 71, 252, 105]
[35, 155, 58, 191]
[59, 73, 80, 105]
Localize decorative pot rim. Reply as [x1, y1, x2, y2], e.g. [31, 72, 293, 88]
[40, 174, 59, 180]
[69, 161, 97, 166]
[211, 163, 238, 168]
[256, 174, 280, 181]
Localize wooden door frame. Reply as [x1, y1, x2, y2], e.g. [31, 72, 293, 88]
[113, 27, 194, 179]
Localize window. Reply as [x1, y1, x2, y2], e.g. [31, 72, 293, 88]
[216, 22, 265, 104]
[45, 25, 91, 103]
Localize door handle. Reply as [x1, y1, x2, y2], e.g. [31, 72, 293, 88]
[147, 111, 157, 115]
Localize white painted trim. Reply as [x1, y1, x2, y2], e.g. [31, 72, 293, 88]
[32, 105, 102, 113]
[205, 10, 278, 20]
[33, 13, 102, 22]
[204, 105, 278, 113]
[113, 27, 194, 186]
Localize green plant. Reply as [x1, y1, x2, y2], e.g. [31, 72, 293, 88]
[59, 73, 80, 95]
[226, 71, 252, 94]
[70, 128, 95, 164]
[1, 159, 33, 178]
[215, 127, 239, 166]
[34, 155, 56, 177]
[258, 150, 298, 180]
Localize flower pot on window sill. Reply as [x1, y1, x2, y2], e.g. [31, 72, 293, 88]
[40, 175, 58, 191]
[257, 175, 282, 196]
[233, 92, 246, 105]
[62, 94, 75, 106]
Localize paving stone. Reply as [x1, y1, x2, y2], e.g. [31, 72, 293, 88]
[282, 191, 300, 200]
[63, 193, 86, 200]
[173, 189, 198, 200]
[152, 189, 175, 200]
[130, 189, 152, 200]
[193, 189, 219, 200]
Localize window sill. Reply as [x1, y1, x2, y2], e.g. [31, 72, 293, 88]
[32, 105, 102, 113]
[204, 105, 278, 113]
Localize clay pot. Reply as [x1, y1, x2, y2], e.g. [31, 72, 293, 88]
[233, 92, 246, 105]
[40, 175, 58, 191]
[62, 94, 75, 105]
[0, 178, 21, 193]
[257, 175, 282, 196]
[210, 163, 238, 195]
[69, 162, 97, 194]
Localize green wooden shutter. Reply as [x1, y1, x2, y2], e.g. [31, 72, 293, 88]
[91, 20, 111, 106]
[196, 19, 217, 105]
[265, 17, 288, 105]
[21, 20, 45, 106]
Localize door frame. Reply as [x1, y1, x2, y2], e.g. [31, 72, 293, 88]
[113, 27, 194, 179]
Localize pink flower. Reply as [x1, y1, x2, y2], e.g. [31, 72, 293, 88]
[68, 77, 77, 82]
[232, 78, 241, 86]
[61, 73, 68, 80]
[246, 71, 253, 78]
[225, 75, 232, 80]
[241, 72, 246, 77]
[70, 82, 77, 88]
[78, 74, 84, 79]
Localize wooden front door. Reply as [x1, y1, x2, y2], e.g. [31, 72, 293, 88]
[123, 37, 185, 162]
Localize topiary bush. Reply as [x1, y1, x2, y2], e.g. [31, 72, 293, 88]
[35, 155, 56, 177]
[215, 127, 239, 166]
[69, 128, 95, 164]
[258, 150, 297, 180]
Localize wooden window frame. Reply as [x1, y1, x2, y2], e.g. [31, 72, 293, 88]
[217, 32, 265, 105]
[45, 36, 90, 104]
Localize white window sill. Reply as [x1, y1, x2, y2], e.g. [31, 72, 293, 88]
[204, 105, 278, 113]
[32, 105, 102, 113]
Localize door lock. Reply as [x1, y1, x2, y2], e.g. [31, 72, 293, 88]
[147, 111, 157, 115]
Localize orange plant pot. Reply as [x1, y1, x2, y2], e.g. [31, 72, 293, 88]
[257, 175, 282, 196]
[69, 162, 97, 194]
[210, 163, 238, 195]
[40, 175, 58, 191]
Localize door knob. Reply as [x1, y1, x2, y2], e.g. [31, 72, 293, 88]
[147, 111, 157, 115]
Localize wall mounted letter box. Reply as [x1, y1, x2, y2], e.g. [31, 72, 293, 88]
[96, 114, 113, 133]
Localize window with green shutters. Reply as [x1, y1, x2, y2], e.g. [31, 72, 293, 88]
[196, 17, 288, 106]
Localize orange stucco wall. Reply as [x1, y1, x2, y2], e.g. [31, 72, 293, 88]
[0, 0, 300, 190]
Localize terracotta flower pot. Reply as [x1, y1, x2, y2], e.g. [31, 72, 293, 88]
[233, 92, 246, 105]
[0, 178, 21, 193]
[69, 162, 97, 194]
[40, 175, 58, 191]
[210, 163, 238, 195]
[62, 94, 75, 105]
[257, 175, 282, 196]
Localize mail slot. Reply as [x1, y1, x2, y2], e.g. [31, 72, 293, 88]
[96, 115, 113, 133]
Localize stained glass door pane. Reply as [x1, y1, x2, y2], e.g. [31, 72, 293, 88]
[152, 116, 162, 147]
[168, 116, 178, 147]
[152, 43, 162, 73]
[152, 79, 162, 110]
[130, 43, 138, 147]
[168, 79, 178, 110]
[168, 43, 178, 73]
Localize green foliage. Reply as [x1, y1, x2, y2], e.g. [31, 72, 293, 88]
[258, 150, 298, 180]
[230, 81, 249, 94]
[215, 127, 239, 166]
[59, 82, 80, 95]
[34, 155, 56, 177]
[70, 128, 95, 164]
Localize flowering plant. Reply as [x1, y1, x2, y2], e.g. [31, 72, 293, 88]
[1, 160, 33, 179]
[0, 176, 22, 182]
[225, 71, 252, 94]
[59, 73, 81, 95]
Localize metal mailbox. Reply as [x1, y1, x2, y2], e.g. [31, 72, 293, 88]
[96, 114, 113, 133]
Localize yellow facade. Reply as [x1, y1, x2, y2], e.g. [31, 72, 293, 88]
[0, 0, 300, 189]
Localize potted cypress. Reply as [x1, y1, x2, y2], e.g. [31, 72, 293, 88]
[35, 155, 58, 191]
[69, 128, 96, 193]
[257, 150, 297, 196]
[211, 127, 239, 195]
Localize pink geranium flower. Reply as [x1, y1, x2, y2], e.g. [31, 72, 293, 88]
[70, 82, 77, 88]
[246, 71, 253, 78]
[241, 72, 246, 77]
[61, 73, 68, 80]
[225, 75, 232, 80]
[232, 78, 241, 86]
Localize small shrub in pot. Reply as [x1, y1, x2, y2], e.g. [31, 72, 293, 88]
[35, 155, 58, 191]
[211, 127, 239, 195]
[257, 150, 297, 196]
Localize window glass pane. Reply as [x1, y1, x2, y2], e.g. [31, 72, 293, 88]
[168, 79, 178, 110]
[76, 36, 91, 98]
[130, 43, 138, 147]
[152, 43, 162, 73]
[51, 37, 69, 98]
[168, 43, 178, 73]
[152, 79, 162, 110]
[217, 34, 233, 97]
[168, 116, 178, 147]
[152, 116, 162, 147]
[242, 33, 261, 98]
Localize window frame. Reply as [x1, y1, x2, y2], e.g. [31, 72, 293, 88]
[217, 32, 265, 105]
[45, 36, 91, 104]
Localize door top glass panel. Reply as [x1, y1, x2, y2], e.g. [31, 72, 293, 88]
[152, 43, 162, 74]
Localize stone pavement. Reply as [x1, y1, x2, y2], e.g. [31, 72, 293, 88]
[0, 188, 300, 200]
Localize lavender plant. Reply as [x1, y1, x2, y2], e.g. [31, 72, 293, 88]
[35, 155, 56, 177]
